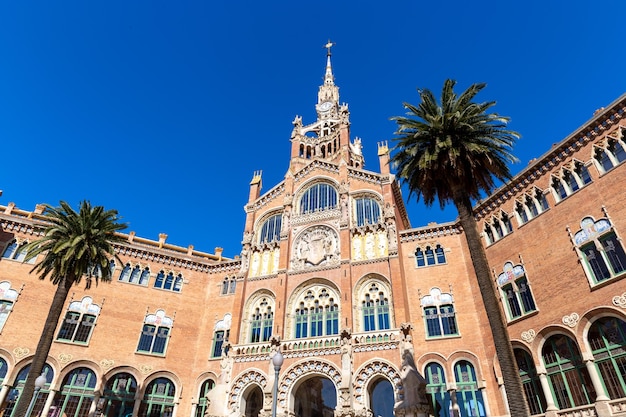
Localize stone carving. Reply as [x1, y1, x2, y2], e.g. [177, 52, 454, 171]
[521, 329, 536, 343]
[613, 292, 626, 309]
[277, 360, 341, 408]
[387, 221, 398, 250]
[394, 351, 431, 416]
[562, 312, 580, 328]
[340, 328, 352, 387]
[13, 347, 29, 359]
[353, 361, 400, 406]
[139, 364, 153, 375]
[399, 322, 414, 355]
[291, 226, 340, 270]
[58, 353, 73, 364]
[229, 370, 268, 412]
[100, 359, 115, 370]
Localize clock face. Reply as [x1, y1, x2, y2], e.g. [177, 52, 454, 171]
[319, 101, 333, 112]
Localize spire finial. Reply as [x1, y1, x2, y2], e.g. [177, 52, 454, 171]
[324, 40, 335, 56]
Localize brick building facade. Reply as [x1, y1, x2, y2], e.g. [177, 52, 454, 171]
[0, 50, 625, 417]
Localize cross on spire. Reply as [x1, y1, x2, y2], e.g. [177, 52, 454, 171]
[324, 40, 335, 56]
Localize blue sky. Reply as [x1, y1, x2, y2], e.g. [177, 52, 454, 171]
[1, 1, 625, 258]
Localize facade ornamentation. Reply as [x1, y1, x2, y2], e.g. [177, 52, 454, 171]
[229, 369, 268, 412]
[58, 353, 73, 364]
[100, 359, 115, 370]
[291, 226, 340, 270]
[353, 360, 400, 406]
[613, 292, 626, 309]
[521, 329, 536, 343]
[139, 364, 154, 375]
[562, 312, 580, 328]
[277, 360, 341, 408]
[13, 347, 29, 359]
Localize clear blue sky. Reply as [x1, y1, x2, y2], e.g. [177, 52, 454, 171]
[1, 1, 625, 258]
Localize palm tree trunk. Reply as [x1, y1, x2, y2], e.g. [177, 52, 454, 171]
[452, 190, 530, 417]
[13, 276, 74, 417]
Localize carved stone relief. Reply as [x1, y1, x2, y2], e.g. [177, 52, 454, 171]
[291, 226, 340, 271]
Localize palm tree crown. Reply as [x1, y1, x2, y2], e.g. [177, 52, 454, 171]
[13, 201, 126, 417]
[391, 80, 530, 417]
[391, 79, 519, 208]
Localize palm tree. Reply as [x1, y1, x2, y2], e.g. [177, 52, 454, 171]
[13, 201, 126, 417]
[390, 80, 530, 416]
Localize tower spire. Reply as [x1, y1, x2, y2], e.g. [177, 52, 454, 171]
[324, 40, 335, 86]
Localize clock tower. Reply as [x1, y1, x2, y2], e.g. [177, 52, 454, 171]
[289, 42, 364, 171]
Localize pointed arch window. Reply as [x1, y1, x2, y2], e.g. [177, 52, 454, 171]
[360, 282, 391, 332]
[542, 334, 595, 409]
[587, 316, 626, 399]
[259, 214, 282, 244]
[57, 296, 101, 344]
[515, 348, 547, 415]
[137, 309, 173, 356]
[299, 183, 338, 214]
[293, 286, 339, 339]
[421, 288, 458, 338]
[497, 262, 536, 321]
[249, 297, 273, 343]
[516, 188, 550, 226]
[3, 363, 53, 417]
[354, 197, 381, 227]
[572, 216, 626, 285]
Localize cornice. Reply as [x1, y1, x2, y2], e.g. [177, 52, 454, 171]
[474, 93, 626, 219]
[400, 221, 461, 243]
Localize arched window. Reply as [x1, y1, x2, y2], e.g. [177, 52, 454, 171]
[195, 379, 215, 417]
[119, 263, 132, 282]
[415, 245, 446, 268]
[293, 286, 339, 339]
[294, 377, 336, 417]
[516, 188, 550, 226]
[154, 271, 183, 292]
[1, 240, 35, 264]
[453, 361, 486, 417]
[258, 214, 282, 244]
[542, 334, 595, 409]
[100, 372, 137, 417]
[139, 267, 150, 285]
[299, 183, 338, 214]
[137, 309, 173, 356]
[244, 386, 263, 417]
[421, 288, 458, 338]
[588, 316, 626, 399]
[249, 297, 274, 343]
[497, 262, 536, 321]
[0, 281, 19, 332]
[3, 363, 53, 417]
[129, 265, 141, 283]
[552, 162, 592, 202]
[369, 378, 394, 417]
[56, 367, 97, 417]
[211, 314, 231, 358]
[572, 216, 626, 285]
[139, 378, 176, 417]
[57, 296, 100, 344]
[354, 197, 381, 226]
[425, 363, 451, 417]
[360, 282, 390, 332]
[515, 348, 547, 415]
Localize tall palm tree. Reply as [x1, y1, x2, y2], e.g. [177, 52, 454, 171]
[390, 80, 530, 416]
[13, 201, 126, 417]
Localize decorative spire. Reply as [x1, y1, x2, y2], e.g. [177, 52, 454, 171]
[324, 40, 335, 86]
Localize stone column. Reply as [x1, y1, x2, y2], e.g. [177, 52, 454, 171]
[41, 389, 57, 417]
[583, 356, 609, 401]
[536, 368, 558, 412]
[447, 386, 460, 417]
[0, 384, 9, 406]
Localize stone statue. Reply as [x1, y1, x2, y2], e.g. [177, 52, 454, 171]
[394, 351, 432, 416]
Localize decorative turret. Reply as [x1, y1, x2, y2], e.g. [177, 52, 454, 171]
[289, 41, 364, 171]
